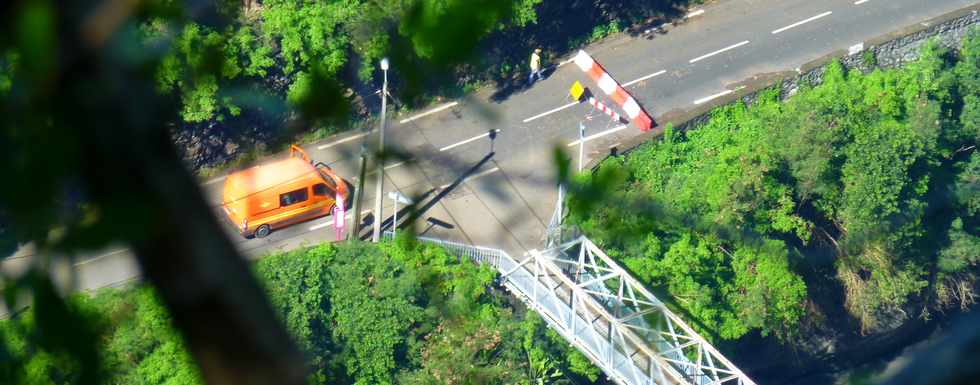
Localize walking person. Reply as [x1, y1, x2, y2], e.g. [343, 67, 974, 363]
[528, 48, 543, 85]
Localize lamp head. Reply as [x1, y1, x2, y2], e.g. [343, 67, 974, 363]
[380, 57, 390, 71]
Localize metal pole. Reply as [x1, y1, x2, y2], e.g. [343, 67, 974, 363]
[555, 183, 563, 245]
[392, 197, 398, 238]
[349, 144, 367, 240]
[578, 121, 585, 172]
[372, 60, 389, 242]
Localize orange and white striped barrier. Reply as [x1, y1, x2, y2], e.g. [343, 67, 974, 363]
[573, 50, 654, 131]
[587, 96, 623, 123]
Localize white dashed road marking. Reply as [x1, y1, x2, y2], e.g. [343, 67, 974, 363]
[567, 124, 629, 147]
[399, 101, 459, 124]
[366, 160, 410, 176]
[439, 129, 501, 152]
[623, 70, 667, 87]
[689, 40, 750, 63]
[771, 11, 833, 34]
[317, 131, 373, 150]
[523, 101, 581, 123]
[525, 68, 667, 123]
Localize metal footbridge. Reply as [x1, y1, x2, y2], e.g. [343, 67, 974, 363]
[397, 189, 756, 385]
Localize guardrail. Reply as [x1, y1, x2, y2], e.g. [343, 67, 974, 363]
[383, 232, 506, 267]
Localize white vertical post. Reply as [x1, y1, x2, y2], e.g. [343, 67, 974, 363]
[578, 121, 586, 172]
[386, 191, 412, 239]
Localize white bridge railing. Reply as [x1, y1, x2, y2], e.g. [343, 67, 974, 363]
[392, 232, 755, 385]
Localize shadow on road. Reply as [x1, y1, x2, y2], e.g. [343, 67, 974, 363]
[481, 0, 698, 103]
[490, 67, 558, 103]
[357, 151, 497, 240]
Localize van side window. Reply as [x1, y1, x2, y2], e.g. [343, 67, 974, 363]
[279, 188, 308, 207]
[313, 183, 330, 197]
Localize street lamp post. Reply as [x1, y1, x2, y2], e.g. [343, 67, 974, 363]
[372, 58, 389, 242]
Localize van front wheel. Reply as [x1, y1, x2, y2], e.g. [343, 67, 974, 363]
[254, 224, 271, 238]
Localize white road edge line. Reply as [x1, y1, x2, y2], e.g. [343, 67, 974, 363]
[74, 249, 128, 266]
[308, 221, 334, 231]
[689, 40, 750, 63]
[622, 70, 667, 87]
[772, 11, 832, 34]
[399, 101, 459, 124]
[693, 86, 745, 105]
[567, 124, 629, 147]
[317, 130, 373, 150]
[384, 160, 408, 170]
[204, 176, 226, 185]
[854, 0, 869, 4]
[523, 101, 581, 123]
[694, 89, 732, 105]
[440, 167, 500, 189]
[309, 210, 371, 231]
[365, 160, 410, 176]
[685, 9, 705, 18]
[439, 129, 501, 152]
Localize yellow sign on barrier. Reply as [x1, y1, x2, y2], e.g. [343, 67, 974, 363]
[569, 81, 586, 101]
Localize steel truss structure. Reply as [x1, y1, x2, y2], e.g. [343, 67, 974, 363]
[502, 236, 756, 385]
[398, 230, 755, 385]
[392, 181, 754, 385]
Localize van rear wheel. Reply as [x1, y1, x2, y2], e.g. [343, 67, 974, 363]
[254, 224, 271, 238]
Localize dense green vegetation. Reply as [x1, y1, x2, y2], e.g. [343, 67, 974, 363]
[1, 239, 600, 385]
[570, 33, 980, 339]
[126, 0, 702, 143]
[142, 0, 544, 124]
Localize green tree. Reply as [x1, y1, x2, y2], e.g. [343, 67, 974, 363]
[254, 244, 345, 384]
[570, 38, 980, 337]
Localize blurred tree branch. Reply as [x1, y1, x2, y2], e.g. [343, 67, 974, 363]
[1, 0, 308, 384]
[1, 0, 524, 384]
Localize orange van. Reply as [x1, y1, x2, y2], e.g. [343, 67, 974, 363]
[221, 145, 350, 238]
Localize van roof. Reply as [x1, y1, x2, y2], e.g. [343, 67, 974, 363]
[223, 157, 317, 204]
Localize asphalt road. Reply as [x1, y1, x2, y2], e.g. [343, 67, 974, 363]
[4, 0, 979, 314]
